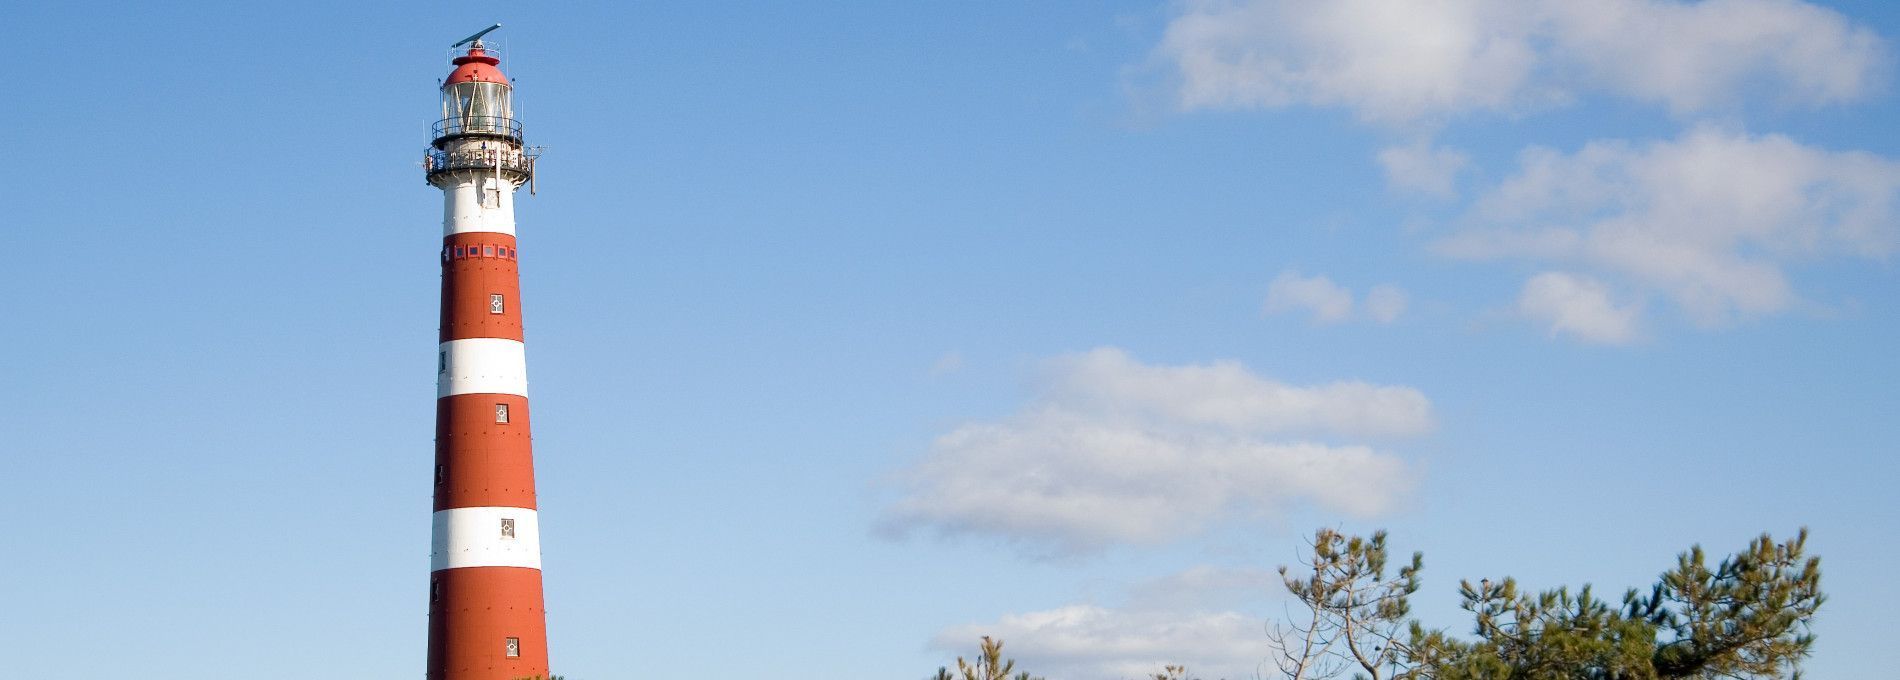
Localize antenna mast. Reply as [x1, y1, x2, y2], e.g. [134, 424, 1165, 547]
[452, 23, 503, 47]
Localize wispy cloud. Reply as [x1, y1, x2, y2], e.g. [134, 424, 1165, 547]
[1439, 126, 1900, 330]
[1265, 271, 1410, 325]
[1517, 272, 1644, 344]
[1153, 0, 1885, 124]
[930, 351, 966, 377]
[1364, 284, 1410, 324]
[1379, 140, 1470, 196]
[933, 566, 1277, 679]
[879, 348, 1426, 555]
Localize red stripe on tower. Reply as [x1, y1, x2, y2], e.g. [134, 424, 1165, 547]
[422, 25, 549, 680]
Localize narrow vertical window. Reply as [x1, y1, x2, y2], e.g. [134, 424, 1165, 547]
[482, 179, 502, 208]
[431, 579, 441, 603]
[504, 637, 521, 658]
[500, 517, 517, 539]
[495, 403, 510, 424]
[439, 350, 448, 374]
[489, 293, 505, 315]
[435, 463, 446, 485]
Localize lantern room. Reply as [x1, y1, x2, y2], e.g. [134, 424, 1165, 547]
[434, 43, 519, 145]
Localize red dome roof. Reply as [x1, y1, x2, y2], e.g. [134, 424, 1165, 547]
[444, 47, 509, 87]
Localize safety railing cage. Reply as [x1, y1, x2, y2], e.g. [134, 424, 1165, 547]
[432, 116, 524, 145]
[425, 146, 538, 182]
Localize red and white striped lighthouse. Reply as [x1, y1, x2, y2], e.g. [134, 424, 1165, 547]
[423, 25, 549, 680]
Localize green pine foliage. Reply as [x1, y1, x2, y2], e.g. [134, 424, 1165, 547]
[1359, 529, 1818, 680]
[1270, 528, 1423, 680]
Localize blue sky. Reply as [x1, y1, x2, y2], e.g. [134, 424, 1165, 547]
[5, 1, 1897, 678]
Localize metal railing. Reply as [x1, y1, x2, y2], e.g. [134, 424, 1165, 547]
[432, 116, 523, 142]
[425, 147, 537, 180]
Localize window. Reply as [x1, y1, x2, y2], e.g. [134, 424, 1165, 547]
[484, 245, 495, 257]
[435, 463, 446, 485]
[495, 403, 510, 423]
[504, 637, 521, 658]
[482, 178, 502, 208]
[455, 246, 465, 258]
[431, 579, 441, 603]
[489, 293, 505, 315]
[500, 517, 516, 539]
[439, 350, 448, 374]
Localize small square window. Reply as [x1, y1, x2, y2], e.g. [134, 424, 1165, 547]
[504, 637, 520, 658]
[484, 246, 495, 257]
[489, 293, 505, 315]
[500, 517, 516, 539]
[454, 246, 465, 258]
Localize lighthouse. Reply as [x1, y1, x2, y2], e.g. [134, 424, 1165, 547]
[423, 25, 549, 680]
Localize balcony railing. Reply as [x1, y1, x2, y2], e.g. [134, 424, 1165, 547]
[425, 147, 537, 181]
[432, 116, 523, 143]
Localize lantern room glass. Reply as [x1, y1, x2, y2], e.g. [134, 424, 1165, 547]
[442, 81, 513, 136]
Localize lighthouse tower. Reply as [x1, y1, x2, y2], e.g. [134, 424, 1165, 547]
[423, 26, 548, 680]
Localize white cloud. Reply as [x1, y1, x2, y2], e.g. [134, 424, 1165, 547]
[935, 605, 1264, 680]
[1159, 0, 1542, 123]
[1264, 271, 1355, 323]
[1379, 140, 1470, 196]
[880, 348, 1425, 554]
[1541, 0, 1887, 114]
[1518, 272, 1643, 344]
[933, 567, 1276, 680]
[1155, 0, 1885, 123]
[1440, 126, 1900, 327]
[1265, 271, 1410, 325]
[930, 351, 965, 376]
[1364, 285, 1410, 324]
[1041, 348, 1432, 437]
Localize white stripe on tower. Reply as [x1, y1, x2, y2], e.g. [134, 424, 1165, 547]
[441, 176, 518, 236]
[437, 338, 528, 398]
[431, 507, 543, 570]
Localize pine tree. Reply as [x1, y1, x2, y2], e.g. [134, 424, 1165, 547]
[942, 636, 1044, 680]
[1393, 529, 1822, 679]
[1270, 528, 1422, 680]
